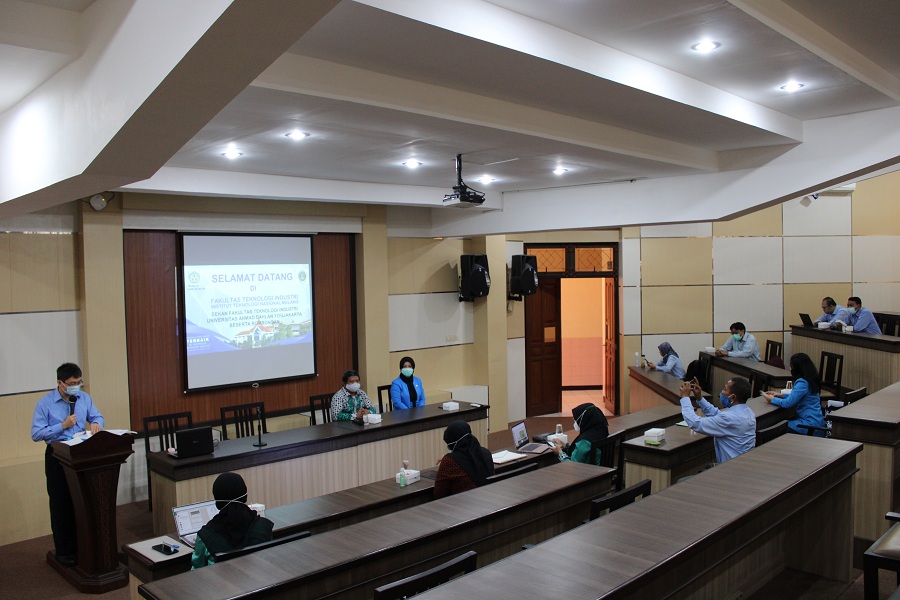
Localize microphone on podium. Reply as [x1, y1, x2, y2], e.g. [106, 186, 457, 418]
[253, 405, 267, 448]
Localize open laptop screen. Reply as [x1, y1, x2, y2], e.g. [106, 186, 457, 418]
[173, 499, 218, 543]
[511, 422, 529, 450]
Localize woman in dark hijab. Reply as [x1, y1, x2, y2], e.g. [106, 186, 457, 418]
[191, 472, 274, 569]
[550, 403, 610, 466]
[433, 420, 494, 499]
[390, 356, 426, 409]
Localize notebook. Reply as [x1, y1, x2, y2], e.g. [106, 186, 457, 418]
[174, 426, 214, 459]
[172, 499, 218, 548]
[510, 422, 549, 454]
[799, 313, 814, 327]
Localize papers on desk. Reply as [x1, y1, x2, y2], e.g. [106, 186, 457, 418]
[491, 450, 526, 464]
[676, 420, 688, 426]
[60, 429, 137, 445]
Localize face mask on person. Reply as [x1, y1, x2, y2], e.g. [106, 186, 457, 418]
[720, 392, 732, 408]
[346, 382, 360, 393]
[401, 368, 414, 378]
[732, 333, 742, 341]
[62, 383, 81, 395]
[218, 493, 248, 511]
[447, 432, 468, 451]
[848, 307, 857, 315]
[573, 421, 581, 432]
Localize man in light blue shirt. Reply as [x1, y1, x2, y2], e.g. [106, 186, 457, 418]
[680, 377, 755, 463]
[845, 296, 882, 334]
[31, 362, 104, 567]
[716, 322, 760, 361]
[814, 296, 849, 327]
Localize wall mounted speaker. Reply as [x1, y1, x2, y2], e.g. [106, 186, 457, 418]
[508, 254, 538, 300]
[459, 254, 491, 301]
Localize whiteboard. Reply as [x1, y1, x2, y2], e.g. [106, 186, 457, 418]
[0, 311, 81, 395]
[388, 293, 474, 352]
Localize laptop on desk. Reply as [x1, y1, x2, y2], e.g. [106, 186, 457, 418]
[174, 426, 214, 459]
[799, 313, 815, 327]
[172, 499, 218, 548]
[510, 422, 549, 454]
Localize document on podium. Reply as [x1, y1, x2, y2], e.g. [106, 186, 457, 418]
[491, 450, 526, 464]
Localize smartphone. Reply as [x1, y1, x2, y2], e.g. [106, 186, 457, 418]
[151, 542, 179, 555]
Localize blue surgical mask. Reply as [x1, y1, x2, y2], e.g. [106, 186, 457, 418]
[719, 392, 732, 408]
[401, 368, 414, 378]
[732, 333, 742, 341]
[848, 307, 857, 315]
[65, 384, 81, 396]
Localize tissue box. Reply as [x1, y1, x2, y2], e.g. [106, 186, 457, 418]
[442, 402, 459, 411]
[395, 469, 421, 485]
[364, 413, 382, 424]
[644, 428, 666, 443]
[248, 503, 265, 517]
[547, 433, 568, 445]
[817, 321, 830, 329]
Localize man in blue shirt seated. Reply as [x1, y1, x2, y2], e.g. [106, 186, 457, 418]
[31, 362, 104, 567]
[842, 296, 882, 334]
[715, 322, 760, 361]
[814, 296, 849, 327]
[679, 377, 755, 463]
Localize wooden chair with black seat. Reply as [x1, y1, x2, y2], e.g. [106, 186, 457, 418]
[697, 352, 713, 392]
[588, 478, 652, 521]
[212, 530, 311, 563]
[755, 420, 789, 447]
[764, 339, 783, 365]
[377, 384, 393, 414]
[595, 431, 625, 491]
[220, 402, 266, 440]
[864, 512, 900, 600]
[308, 393, 333, 426]
[373, 550, 477, 600]
[143, 411, 193, 510]
[818, 351, 847, 405]
[824, 386, 867, 415]
[748, 372, 768, 400]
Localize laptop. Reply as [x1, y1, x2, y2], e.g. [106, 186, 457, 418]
[174, 426, 214, 459]
[510, 422, 549, 454]
[799, 313, 814, 327]
[172, 499, 219, 548]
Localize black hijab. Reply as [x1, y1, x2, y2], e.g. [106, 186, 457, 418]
[399, 356, 417, 404]
[205, 472, 257, 546]
[443, 420, 493, 486]
[569, 403, 609, 463]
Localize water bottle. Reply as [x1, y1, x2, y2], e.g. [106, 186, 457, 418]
[555, 424, 563, 435]
[635, 352, 640, 367]
[399, 470, 407, 487]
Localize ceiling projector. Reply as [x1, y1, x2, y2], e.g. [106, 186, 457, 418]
[443, 154, 485, 206]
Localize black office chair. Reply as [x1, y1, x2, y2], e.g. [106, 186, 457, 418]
[220, 402, 266, 440]
[143, 412, 193, 510]
[864, 512, 900, 600]
[764, 340, 783, 364]
[377, 384, 393, 414]
[485, 462, 536, 483]
[212, 530, 311, 563]
[818, 351, 845, 403]
[308, 393, 333, 426]
[755, 420, 789, 447]
[588, 478, 652, 521]
[373, 550, 477, 600]
[698, 352, 713, 392]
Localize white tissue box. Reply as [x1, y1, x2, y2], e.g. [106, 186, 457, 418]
[364, 413, 382, 424]
[817, 321, 830, 329]
[548, 433, 568, 445]
[781, 388, 793, 396]
[644, 428, 666, 443]
[442, 402, 459, 411]
[395, 469, 420, 485]
[248, 503, 265, 517]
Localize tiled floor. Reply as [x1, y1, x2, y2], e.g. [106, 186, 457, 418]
[558, 389, 613, 417]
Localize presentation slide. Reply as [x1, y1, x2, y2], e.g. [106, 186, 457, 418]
[181, 234, 315, 390]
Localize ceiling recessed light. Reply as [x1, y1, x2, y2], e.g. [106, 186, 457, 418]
[221, 148, 243, 159]
[403, 159, 422, 169]
[476, 175, 494, 184]
[553, 167, 568, 175]
[691, 40, 721, 53]
[285, 129, 309, 140]
[780, 81, 805, 92]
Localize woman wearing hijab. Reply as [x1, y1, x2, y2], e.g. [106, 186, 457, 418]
[191, 472, 274, 569]
[390, 356, 426, 410]
[433, 420, 494, 499]
[648, 342, 685, 379]
[550, 403, 610, 466]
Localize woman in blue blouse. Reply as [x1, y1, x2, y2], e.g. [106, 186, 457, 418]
[390, 356, 426, 410]
[763, 352, 826, 436]
[647, 342, 685, 379]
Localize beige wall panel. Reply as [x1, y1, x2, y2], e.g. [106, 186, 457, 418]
[123, 193, 369, 218]
[0, 234, 11, 312]
[507, 297, 525, 339]
[620, 335, 642, 415]
[517, 230, 620, 243]
[713, 204, 783, 237]
[388, 238, 463, 295]
[622, 227, 640, 239]
[641, 286, 712, 334]
[11, 392, 46, 461]
[10, 233, 63, 312]
[388, 344, 477, 399]
[57, 234, 79, 309]
[641, 238, 712, 286]
[783, 283, 853, 330]
[0, 459, 51, 545]
[852, 170, 900, 236]
[713, 330, 783, 359]
[357, 207, 391, 391]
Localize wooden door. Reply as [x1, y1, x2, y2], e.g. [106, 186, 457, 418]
[603, 277, 618, 414]
[525, 278, 561, 416]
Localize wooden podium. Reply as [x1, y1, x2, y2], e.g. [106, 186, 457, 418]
[50, 430, 135, 593]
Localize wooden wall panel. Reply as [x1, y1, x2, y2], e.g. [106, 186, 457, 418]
[124, 231, 355, 431]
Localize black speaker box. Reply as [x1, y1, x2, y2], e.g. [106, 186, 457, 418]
[509, 255, 538, 296]
[459, 254, 491, 301]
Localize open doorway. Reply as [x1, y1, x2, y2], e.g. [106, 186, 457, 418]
[523, 243, 618, 418]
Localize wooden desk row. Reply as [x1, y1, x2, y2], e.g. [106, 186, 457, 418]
[704, 351, 792, 397]
[628, 366, 711, 413]
[416, 435, 862, 600]
[138, 461, 616, 600]
[146, 402, 488, 534]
